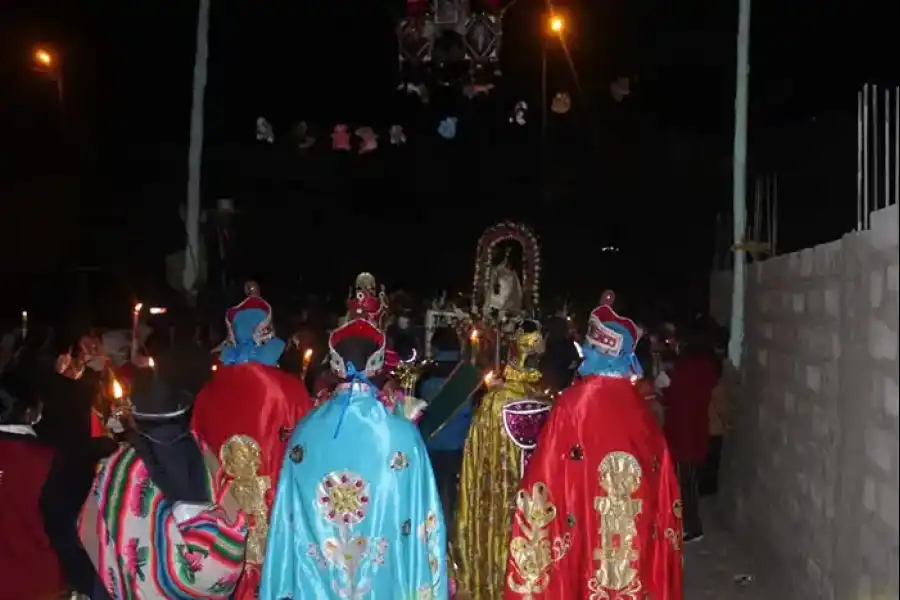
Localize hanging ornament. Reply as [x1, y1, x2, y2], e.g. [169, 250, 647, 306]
[397, 81, 430, 104]
[256, 117, 274, 143]
[551, 92, 571, 114]
[509, 101, 527, 125]
[463, 82, 494, 100]
[331, 124, 351, 151]
[293, 121, 315, 149]
[437, 116, 458, 140]
[389, 125, 407, 145]
[610, 76, 631, 103]
[356, 126, 378, 154]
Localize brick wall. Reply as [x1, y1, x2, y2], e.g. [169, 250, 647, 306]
[711, 204, 899, 600]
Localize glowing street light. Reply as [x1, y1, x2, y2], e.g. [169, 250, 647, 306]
[33, 47, 55, 70]
[548, 15, 565, 34]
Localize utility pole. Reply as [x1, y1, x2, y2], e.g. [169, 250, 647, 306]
[183, 0, 211, 307]
[728, 0, 751, 369]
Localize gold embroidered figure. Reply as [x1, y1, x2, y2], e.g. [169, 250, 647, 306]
[507, 482, 571, 598]
[588, 451, 643, 598]
[220, 434, 271, 564]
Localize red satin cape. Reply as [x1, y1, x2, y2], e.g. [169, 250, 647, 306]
[504, 375, 683, 600]
[191, 362, 313, 600]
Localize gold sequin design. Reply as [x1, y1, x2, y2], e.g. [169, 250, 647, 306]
[588, 452, 643, 599]
[506, 482, 571, 598]
[220, 434, 271, 565]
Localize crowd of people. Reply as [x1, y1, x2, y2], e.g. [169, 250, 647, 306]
[0, 273, 730, 600]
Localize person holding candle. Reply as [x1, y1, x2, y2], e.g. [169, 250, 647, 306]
[454, 320, 551, 600]
[192, 280, 313, 599]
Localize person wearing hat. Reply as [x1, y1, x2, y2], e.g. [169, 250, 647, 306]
[78, 359, 249, 599]
[192, 281, 313, 599]
[259, 312, 449, 599]
[0, 371, 66, 600]
[503, 294, 683, 600]
[455, 320, 550, 600]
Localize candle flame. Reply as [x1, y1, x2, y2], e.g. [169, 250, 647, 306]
[303, 348, 313, 361]
[112, 380, 123, 400]
[483, 370, 495, 386]
[133, 302, 143, 314]
[211, 364, 218, 372]
[21, 310, 28, 319]
[470, 329, 480, 342]
[149, 307, 167, 315]
[148, 357, 155, 368]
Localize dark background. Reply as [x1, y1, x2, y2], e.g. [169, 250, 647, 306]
[1, 0, 896, 324]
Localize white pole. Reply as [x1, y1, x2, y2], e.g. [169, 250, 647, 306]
[874, 85, 879, 217]
[886, 87, 891, 212]
[729, 0, 751, 369]
[183, 0, 212, 303]
[863, 84, 869, 229]
[857, 90, 863, 230]
[772, 173, 778, 256]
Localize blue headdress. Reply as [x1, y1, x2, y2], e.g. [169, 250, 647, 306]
[220, 282, 285, 367]
[577, 292, 643, 379]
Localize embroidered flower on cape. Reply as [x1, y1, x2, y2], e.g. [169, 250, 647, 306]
[318, 471, 370, 525]
[125, 538, 149, 581]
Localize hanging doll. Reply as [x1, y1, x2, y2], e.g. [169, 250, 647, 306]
[255, 117, 274, 143]
[331, 124, 351, 151]
[437, 116, 458, 139]
[355, 126, 378, 154]
[509, 101, 528, 125]
[551, 92, 572, 114]
[389, 124, 407, 145]
[293, 121, 315, 149]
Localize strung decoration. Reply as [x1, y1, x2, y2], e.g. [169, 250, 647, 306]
[437, 116, 458, 139]
[331, 124, 351, 151]
[256, 117, 274, 143]
[398, 81, 430, 103]
[356, 126, 378, 154]
[509, 101, 527, 125]
[293, 121, 315, 149]
[551, 92, 571, 114]
[463, 81, 495, 99]
[610, 76, 631, 103]
[389, 124, 407, 145]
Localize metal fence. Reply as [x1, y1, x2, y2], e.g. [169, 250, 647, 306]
[858, 84, 899, 230]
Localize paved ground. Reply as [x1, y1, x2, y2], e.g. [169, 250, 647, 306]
[683, 500, 772, 599]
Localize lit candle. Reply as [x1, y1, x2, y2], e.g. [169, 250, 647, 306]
[21, 310, 28, 339]
[211, 363, 218, 372]
[149, 306, 167, 315]
[469, 329, 480, 365]
[483, 370, 495, 388]
[112, 379, 123, 401]
[148, 356, 157, 379]
[131, 302, 143, 363]
[301, 349, 313, 378]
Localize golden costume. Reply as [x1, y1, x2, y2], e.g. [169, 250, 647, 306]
[454, 327, 550, 600]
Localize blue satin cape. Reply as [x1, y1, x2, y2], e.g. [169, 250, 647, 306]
[259, 382, 449, 600]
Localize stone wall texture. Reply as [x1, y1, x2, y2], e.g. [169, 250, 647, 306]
[711, 204, 899, 600]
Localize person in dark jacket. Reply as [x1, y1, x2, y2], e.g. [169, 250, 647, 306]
[0, 370, 66, 600]
[420, 326, 469, 527]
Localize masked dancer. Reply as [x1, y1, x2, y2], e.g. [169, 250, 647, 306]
[503, 294, 682, 600]
[260, 296, 448, 599]
[192, 280, 313, 599]
[455, 320, 550, 600]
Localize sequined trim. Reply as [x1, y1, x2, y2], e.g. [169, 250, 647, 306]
[220, 435, 270, 565]
[506, 482, 571, 598]
[588, 452, 643, 599]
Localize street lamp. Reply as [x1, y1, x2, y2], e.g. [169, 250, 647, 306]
[548, 15, 565, 35]
[31, 45, 64, 124]
[541, 10, 568, 137]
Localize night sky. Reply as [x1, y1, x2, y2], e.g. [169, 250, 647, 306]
[1, 0, 896, 320]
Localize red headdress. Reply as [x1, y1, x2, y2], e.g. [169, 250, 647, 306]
[585, 290, 642, 355]
[328, 319, 387, 379]
[346, 272, 389, 328]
